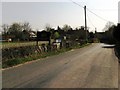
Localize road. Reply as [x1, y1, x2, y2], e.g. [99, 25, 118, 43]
[119, 63, 120, 90]
[2, 43, 118, 88]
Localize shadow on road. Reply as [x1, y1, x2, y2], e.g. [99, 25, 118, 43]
[115, 45, 120, 89]
[114, 45, 120, 62]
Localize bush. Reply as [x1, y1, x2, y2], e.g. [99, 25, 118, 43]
[2, 43, 91, 68]
[2, 45, 38, 63]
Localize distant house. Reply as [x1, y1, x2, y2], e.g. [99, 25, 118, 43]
[2, 34, 15, 42]
[29, 31, 37, 38]
[29, 31, 37, 41]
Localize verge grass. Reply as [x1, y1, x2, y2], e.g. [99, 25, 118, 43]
[2, 43, 91, 68]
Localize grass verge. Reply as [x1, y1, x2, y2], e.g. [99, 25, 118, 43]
[2, 41, 48, 49]
[2, 43, 91, 69]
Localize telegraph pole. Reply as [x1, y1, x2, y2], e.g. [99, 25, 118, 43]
[84, 6, 87, 42]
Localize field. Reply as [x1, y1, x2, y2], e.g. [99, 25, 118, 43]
[2, 41, 49, 49]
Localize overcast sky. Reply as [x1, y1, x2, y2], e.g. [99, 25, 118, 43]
[1, 0, 119, 32]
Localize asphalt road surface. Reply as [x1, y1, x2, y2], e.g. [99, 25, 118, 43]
[2, 43, 119, 88]
[119, 63, 120, 90]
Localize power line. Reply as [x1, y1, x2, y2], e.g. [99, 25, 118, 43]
[87, 13, 96, 28]
[70, 0, 111, 22]
[90, 9, 117, 11]
[70, 0, 84, 8]
[86, 8, 110, 22]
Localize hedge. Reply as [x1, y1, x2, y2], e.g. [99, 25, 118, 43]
[2, 45, 40, 63]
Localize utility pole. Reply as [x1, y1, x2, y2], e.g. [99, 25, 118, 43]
[84, 6, 87, 42]
[95, 28, 97, 32]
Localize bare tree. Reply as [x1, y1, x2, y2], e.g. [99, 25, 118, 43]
[2, 24, 10, 40]
[45, 24, 51, 32]
[22, 22, 31, 31]
[8, 23, 23, 41]
[62, 24, 71, 32]
[103, 21, 114, 32]
[2, 24, 9, 34]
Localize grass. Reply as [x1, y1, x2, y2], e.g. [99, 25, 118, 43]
[2, 41, 49, 49]
[2, 48, 71, 68]
[2, 43, 91, 69]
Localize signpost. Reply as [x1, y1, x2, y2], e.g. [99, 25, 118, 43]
[37, 31, 51, 41]
[36, 31, 51, 50]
